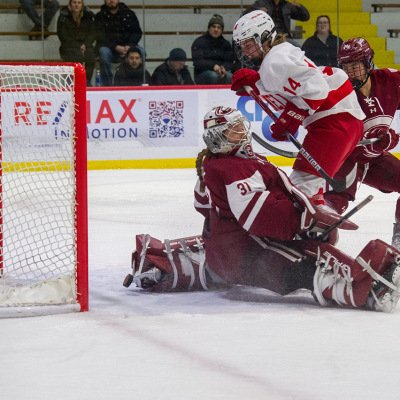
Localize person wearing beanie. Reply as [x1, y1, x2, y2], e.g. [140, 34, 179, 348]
[191, 14, 233, 85]
[150, 48, 194, 86]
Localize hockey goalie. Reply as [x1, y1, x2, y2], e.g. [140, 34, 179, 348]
[123, 106, 400, 313]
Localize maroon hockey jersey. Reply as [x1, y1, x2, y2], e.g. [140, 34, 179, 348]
[196, 147, 302, 241]
[353, 68, 400, 162]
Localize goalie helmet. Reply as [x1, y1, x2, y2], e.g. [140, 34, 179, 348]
[203, 106, 251, 154]
[233, 10, 276, 69]
[337, 37, 374, 89]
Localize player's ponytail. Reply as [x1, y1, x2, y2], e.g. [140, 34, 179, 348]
[271, 33, 287, 48]
[196, 148, 211, 193]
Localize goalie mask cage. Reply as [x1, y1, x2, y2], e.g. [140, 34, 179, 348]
[0, 63, 88, 317]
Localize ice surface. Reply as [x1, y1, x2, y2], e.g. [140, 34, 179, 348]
[3, 167, 400, 400]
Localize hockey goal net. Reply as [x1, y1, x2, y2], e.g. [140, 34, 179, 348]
[0, 63, 88, 317]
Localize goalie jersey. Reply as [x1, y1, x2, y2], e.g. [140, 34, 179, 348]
[194, 147, 302, 241]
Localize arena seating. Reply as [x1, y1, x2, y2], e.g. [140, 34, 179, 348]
[1, 0, 399, 78]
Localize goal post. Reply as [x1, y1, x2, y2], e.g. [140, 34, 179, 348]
[0, 62, 88, 317]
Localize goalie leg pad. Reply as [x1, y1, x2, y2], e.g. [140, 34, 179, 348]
[354, 239, 400, 312]
[127, 234, 229, 292]
[310, 240, 400, 309]
[311, 244, 357, 308]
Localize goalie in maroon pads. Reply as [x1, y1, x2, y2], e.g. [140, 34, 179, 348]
[123, 234, 230, 292]
[231, 10, 365, 202]
[324, 38, 400, 250]
[124, 106, 400, 313]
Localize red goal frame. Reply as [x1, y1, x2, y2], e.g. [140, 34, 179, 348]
[0, 62, 88, 313]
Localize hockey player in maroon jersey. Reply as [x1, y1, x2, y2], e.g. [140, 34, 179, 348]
[230, 10, 364, 202]
[124, 106, 400, 313]
[324, 38, 400, 249]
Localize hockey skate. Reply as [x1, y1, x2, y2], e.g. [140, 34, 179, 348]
[391, 223, 400, 251]
[364, 261, 400, 313]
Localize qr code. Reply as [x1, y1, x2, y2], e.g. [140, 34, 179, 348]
[149, 101, 184, 138]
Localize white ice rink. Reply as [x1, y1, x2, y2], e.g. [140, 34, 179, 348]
[3, 167, 400, 400]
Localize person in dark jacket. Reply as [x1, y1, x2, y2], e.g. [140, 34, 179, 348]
[191, 14, 233, 85]
[150, 48, 194, 86]
[95, 0, 143, 86]
[113, 47, 150, 86]
[57, 0, 96, 85]
[250, 0, 309, 47]
[301, 15, 343, 67]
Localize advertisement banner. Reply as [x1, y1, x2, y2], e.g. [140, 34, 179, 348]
[85, 87, 400, 165]
[86, 90, 199, 147]
[1, 91, 73, 141]
[1, 91, 73, 159]
[3, 86, 399, 167]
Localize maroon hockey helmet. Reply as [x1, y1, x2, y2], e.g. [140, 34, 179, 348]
[337, 38, 374, 89]
[337, 37, 374, 70]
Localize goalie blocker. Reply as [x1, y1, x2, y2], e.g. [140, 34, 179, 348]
[124, 234, 400, 313]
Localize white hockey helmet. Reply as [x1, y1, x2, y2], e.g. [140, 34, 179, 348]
[233, 10, 276, 68]
[203, 106, 251, 154]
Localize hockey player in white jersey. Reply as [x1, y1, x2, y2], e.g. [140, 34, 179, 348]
[231, 10, 365, 203]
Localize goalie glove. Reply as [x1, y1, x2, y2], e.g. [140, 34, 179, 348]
[364, 127, 400, 154]
[231, 69, 260, 97]
[292, 187, 358, 234]
[271, 102, 309, 142]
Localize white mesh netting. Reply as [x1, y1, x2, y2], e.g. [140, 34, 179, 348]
[0, 65, 78, 307]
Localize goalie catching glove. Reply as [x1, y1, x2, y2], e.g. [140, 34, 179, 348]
[271, 102, 309, 142]
[231, 69, 260, 96]
[292, 187, 358, 235]
[364, 127, 399, 155]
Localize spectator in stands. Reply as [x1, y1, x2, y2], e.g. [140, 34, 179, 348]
[191, 14, 233, 85]
[113, 47, 150, 86]
[20, 0, 60, 40]
[249, 0, 309, 47]
[150, 48, 194, 86]
[301, 15, 343, 67]
[95, 0, 142, 86]
[57, 0, 96, 86]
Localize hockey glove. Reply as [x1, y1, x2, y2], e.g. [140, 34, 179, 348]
[292, 187, 358, 234]
[231, 69, 260, 97]
[364, 127, 400, 154]
[270, 102, 308, 142]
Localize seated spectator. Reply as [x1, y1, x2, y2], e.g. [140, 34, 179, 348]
[95, 0, 143, 86]
[191, 14, 233, 85]
[113, 47, 150, 86]
[57, 0, 96, 86]
[150, 48, 194, 86]
[249, 0, 309, 47]
[20, 0, 60, 40]
[301, 15, 343, 67]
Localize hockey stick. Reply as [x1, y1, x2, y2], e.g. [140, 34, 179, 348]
[319, 195, 373, 242]
[243, 86, 357, 193]
[253, 132, 380, 159]
[252, 132, 298, 158]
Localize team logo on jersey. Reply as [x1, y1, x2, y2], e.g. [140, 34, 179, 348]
[242, 143, 255, 158]
[364, 97, 375, 107]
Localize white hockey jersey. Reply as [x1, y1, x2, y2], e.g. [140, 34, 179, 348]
[256, 42, 365, 127]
